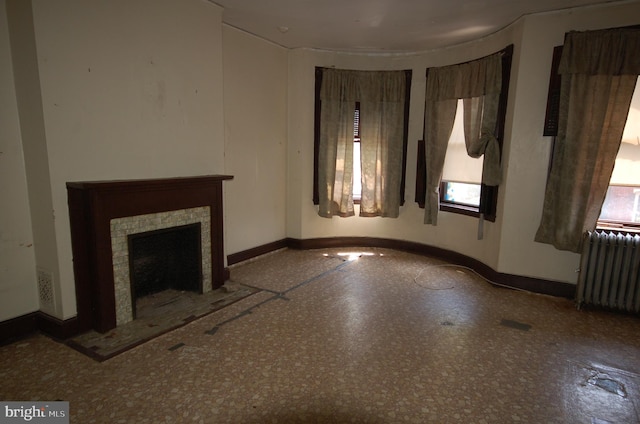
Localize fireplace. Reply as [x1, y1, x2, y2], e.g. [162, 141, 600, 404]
[127, 223, 202, 322]
[110, 207, 211, 326]
[129, 223, 202, 301]
[67, 175, 233, 333]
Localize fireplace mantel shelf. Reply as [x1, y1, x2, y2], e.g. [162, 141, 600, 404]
[67, 175, 233, 191]
[67, 175, 233, 334]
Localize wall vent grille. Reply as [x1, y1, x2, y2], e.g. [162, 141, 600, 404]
[37, 268, 54, 309]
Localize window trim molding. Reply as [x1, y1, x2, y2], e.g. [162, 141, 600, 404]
[597, 220, 640, 233]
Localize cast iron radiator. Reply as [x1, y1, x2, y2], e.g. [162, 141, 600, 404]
[576, 231, 640, 313]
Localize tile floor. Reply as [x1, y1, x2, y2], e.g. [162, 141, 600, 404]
[66, 282, 258, 361]
[1, 248, 639, 423]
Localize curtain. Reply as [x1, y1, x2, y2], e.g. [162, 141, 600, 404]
[318, 69, 358, 217]
[424, 98, 457, 224]
[535, 28, 640, 253]
[463, 94, 501, 186]
[318, 68, 407, 218]
[359, 71, 407, 217]
[424, 53, 503, 224]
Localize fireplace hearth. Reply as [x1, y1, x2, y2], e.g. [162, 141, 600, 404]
[67, 175, 233, 334]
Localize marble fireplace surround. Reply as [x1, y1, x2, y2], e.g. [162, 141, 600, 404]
[67, 175, 233, 334]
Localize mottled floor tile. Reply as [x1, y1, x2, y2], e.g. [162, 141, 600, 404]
[66, 281, 258, 361]
[1, 248, 639, 423]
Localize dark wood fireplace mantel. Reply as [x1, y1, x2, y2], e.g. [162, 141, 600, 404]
[67, 175, 233, 334]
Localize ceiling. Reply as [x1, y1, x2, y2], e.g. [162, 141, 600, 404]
[210, 0, 619, 53]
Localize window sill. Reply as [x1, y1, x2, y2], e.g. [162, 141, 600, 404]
[440, 203, 496, 222]
[596, 222, 640, 236]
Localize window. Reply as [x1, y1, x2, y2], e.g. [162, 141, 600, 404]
[598, 77, 640, 231]
[440, 99, 483, 209]
[313, 68, 412, 218]
[353, 103, 361, 201]
[441, 182, 482, 207]
[536, 27, 640, 252]
[330, 103, 362, 203]
[416, 45, 513, 223]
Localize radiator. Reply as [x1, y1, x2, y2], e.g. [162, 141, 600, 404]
[576, 231, 640, 313]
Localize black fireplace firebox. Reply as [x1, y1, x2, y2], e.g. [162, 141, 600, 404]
[128, 223, 202, 315]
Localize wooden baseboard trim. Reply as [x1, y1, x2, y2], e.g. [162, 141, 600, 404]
[0, 312, 38, 346]
[0, 312, 78, 345]
[36, 313, 79, 341]
[227, 239, 288, 266]
[228, 236, 574, 298]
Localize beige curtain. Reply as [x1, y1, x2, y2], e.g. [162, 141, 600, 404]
[535, 28, 640, 252]
[424, 98, 457, 224]
[318, 69, 358, 217]
[463, 94, 501, 186]
[424, 53, 503, 224]
[318, 69, 407, 218]
[359, 71, 407, 217]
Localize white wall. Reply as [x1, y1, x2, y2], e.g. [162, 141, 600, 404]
[15, 0, 226, 320]
[0, 0, 39, 321]
[222, 27, 288, 256]
[287, 1, 640, 285]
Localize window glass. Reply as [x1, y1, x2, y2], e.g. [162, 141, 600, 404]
[353, 139, 362, 201]
[353, 104, 361, 201]
[598, 77, 640, 228]
[442, 182, 481, 207]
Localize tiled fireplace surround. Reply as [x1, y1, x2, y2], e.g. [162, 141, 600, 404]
[110, 207, 212, 326]
[67, 175, 233, 334]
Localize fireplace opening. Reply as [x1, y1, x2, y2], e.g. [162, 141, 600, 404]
[128, 223, 202, 319]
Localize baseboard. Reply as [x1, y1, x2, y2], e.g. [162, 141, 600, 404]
[0, 312, 38, 346]
[232, 237, 576, 299]
[3, 266, 232, 346]
[227, 239, 288, 266]
[36, 313, 79, 341]
[0, 312, 78, 345]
